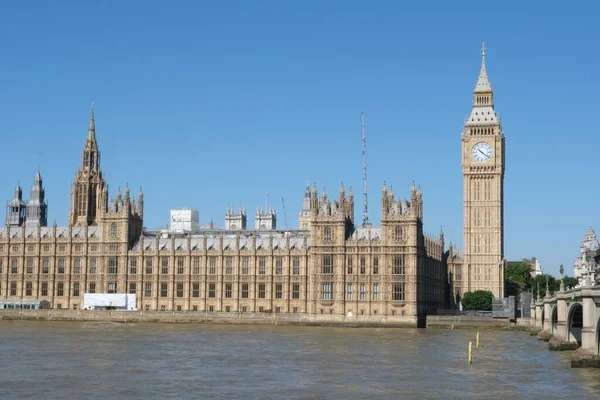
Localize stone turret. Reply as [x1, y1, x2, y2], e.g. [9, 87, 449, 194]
[25, 170, 48, 228]
[6, 184, 26, 227]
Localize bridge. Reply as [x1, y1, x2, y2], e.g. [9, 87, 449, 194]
[531, 284, 600, 366]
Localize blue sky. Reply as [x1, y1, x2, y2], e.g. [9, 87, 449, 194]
[1, 1, 598, 277]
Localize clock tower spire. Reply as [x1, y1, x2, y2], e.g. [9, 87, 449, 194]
[461, 44, 505, 298]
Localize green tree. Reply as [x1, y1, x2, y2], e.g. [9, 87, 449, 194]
[531, 274, 559, 296]
[505, 262, 533, 296]
[561, 276, 578, 290]
[461, 290, 494, 311]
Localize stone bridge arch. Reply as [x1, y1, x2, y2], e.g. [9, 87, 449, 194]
[567, 302, 583, 345]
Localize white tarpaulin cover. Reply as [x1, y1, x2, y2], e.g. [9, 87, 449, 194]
[83, 294, 137, 310]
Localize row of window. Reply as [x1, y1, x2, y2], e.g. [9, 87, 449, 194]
[323, 282, 406, 301]
[0, 258, 408, 275]
[0, 244, 101, 253]
[0, 281, 407, 301]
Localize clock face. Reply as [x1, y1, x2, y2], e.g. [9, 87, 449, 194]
[471, 142, 493, 163]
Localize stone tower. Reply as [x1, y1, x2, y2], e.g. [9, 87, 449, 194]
[462, 44, 505, 298]
[6, 184, 26, 227]
[225, 206, 247, 230]
[255, 206, 276, 230]
[25, 170, 48, 228]
[69, 105, 107, 226]
[298, 182, 311, 230]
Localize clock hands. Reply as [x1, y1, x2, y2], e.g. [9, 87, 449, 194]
[478, 149, 487, 158]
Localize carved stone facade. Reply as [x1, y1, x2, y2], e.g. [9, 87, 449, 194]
[0, 107, 447, 320]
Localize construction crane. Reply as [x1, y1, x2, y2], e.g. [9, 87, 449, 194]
[361, 111, 369, 227]
[281, 197, 289, 229]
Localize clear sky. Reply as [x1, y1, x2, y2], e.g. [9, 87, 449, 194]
[1, 1, 598, 278]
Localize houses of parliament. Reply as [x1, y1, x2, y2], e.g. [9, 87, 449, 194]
[0, 46, 505, 322]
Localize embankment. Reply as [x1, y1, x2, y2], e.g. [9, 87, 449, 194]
[0, 309, 419, 328]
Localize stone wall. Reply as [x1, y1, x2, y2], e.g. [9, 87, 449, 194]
[0, 309, 418, 328]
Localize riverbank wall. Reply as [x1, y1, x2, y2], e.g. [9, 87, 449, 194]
[0, 309, 420, 328]
[426, 315, 531, 331]
[0, 309, 534, 330]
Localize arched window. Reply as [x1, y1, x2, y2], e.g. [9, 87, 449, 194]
[324, 227, 332, 242]
[394, 226, 402, 241]
[110, 223, 117, 238]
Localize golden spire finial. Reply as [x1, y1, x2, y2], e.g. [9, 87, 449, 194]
[481, 42, 486, 58]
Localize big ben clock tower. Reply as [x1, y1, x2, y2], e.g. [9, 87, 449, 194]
[462, 44, 505, 298]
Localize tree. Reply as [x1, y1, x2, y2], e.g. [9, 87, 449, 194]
[531, 274, 559, 296]
[505, 262, 533, 296]
[561, 276, 578, 290]
[461, 290, 494, 311]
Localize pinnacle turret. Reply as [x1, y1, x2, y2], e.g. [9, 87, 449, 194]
[474, 43, 493, 94]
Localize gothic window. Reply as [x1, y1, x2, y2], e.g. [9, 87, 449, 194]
[176, 283, 184, 298]
[192, 283, 199, 298]
[258, 257, 266, 275]
[209, 257, 216, 274]
[88, 282, 95, 294]
[275, 257, 283, 275]
[321, 283, 333, 300]
[73, 282, 80, 297]
[192, 257, 200, 274]
[359, 284, 366, 300]
[90, 257, 96, 274]
[394, 226, 403, 241]
[373, 284, 379, 301]
[323, 227, 332, 242]
[242, 257, 249, 275]
[275, 283, 282, 299]
[26, 258, 34, 274]
[145, 283, 153, 297]
[292, 283, 300, 299]
[73, 257, 81, 274]
[360, 256, 366, 274]
[322, 255, 333, 274]
[56, 282, 64, 297]
[26, 281, 33, 296]
[393, 282, 405, 301]
[393, 256, 405, 275]
[130, 282, 137, 295]
[347, 283, 353, 300]
[107, 282, 117, 294]
[225, 256, 233, 275]
[41, 281, 49, 296]
[107, 257, 118, 274]
[160, 282, 168, 297]
[241, 283, 249, 298]
[208, 283, 216, 298]
[225, 283, 233, 298]
[347, 257, 353, 274]
[292, 257, 300, 275]
[373, 256, 379, 275]
[258, 283, 266, 299]
[110, 223, 117, 238]
[57, 258, 65, 274]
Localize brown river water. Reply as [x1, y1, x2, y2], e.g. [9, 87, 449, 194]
[0, 321, 598, 399]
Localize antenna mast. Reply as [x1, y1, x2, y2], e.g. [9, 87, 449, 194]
[361, 111, 369, 227]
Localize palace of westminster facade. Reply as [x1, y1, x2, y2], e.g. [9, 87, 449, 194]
[0, 47, 505, 319]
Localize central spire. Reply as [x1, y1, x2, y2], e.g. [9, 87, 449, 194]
[474, 42, 493, 94]
[88, 103, 96, 141]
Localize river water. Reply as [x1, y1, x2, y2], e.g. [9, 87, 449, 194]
[0, 322, 598, 399]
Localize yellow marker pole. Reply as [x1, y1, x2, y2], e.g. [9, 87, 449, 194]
[476, 332, 480, 348]
[468, 342, 473, 364]
[451, 323, 454, 330]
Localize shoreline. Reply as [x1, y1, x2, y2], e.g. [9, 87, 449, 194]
[0, 309, 531, 331]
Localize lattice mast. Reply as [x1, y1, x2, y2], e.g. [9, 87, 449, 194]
[361, 111, 369, 227]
